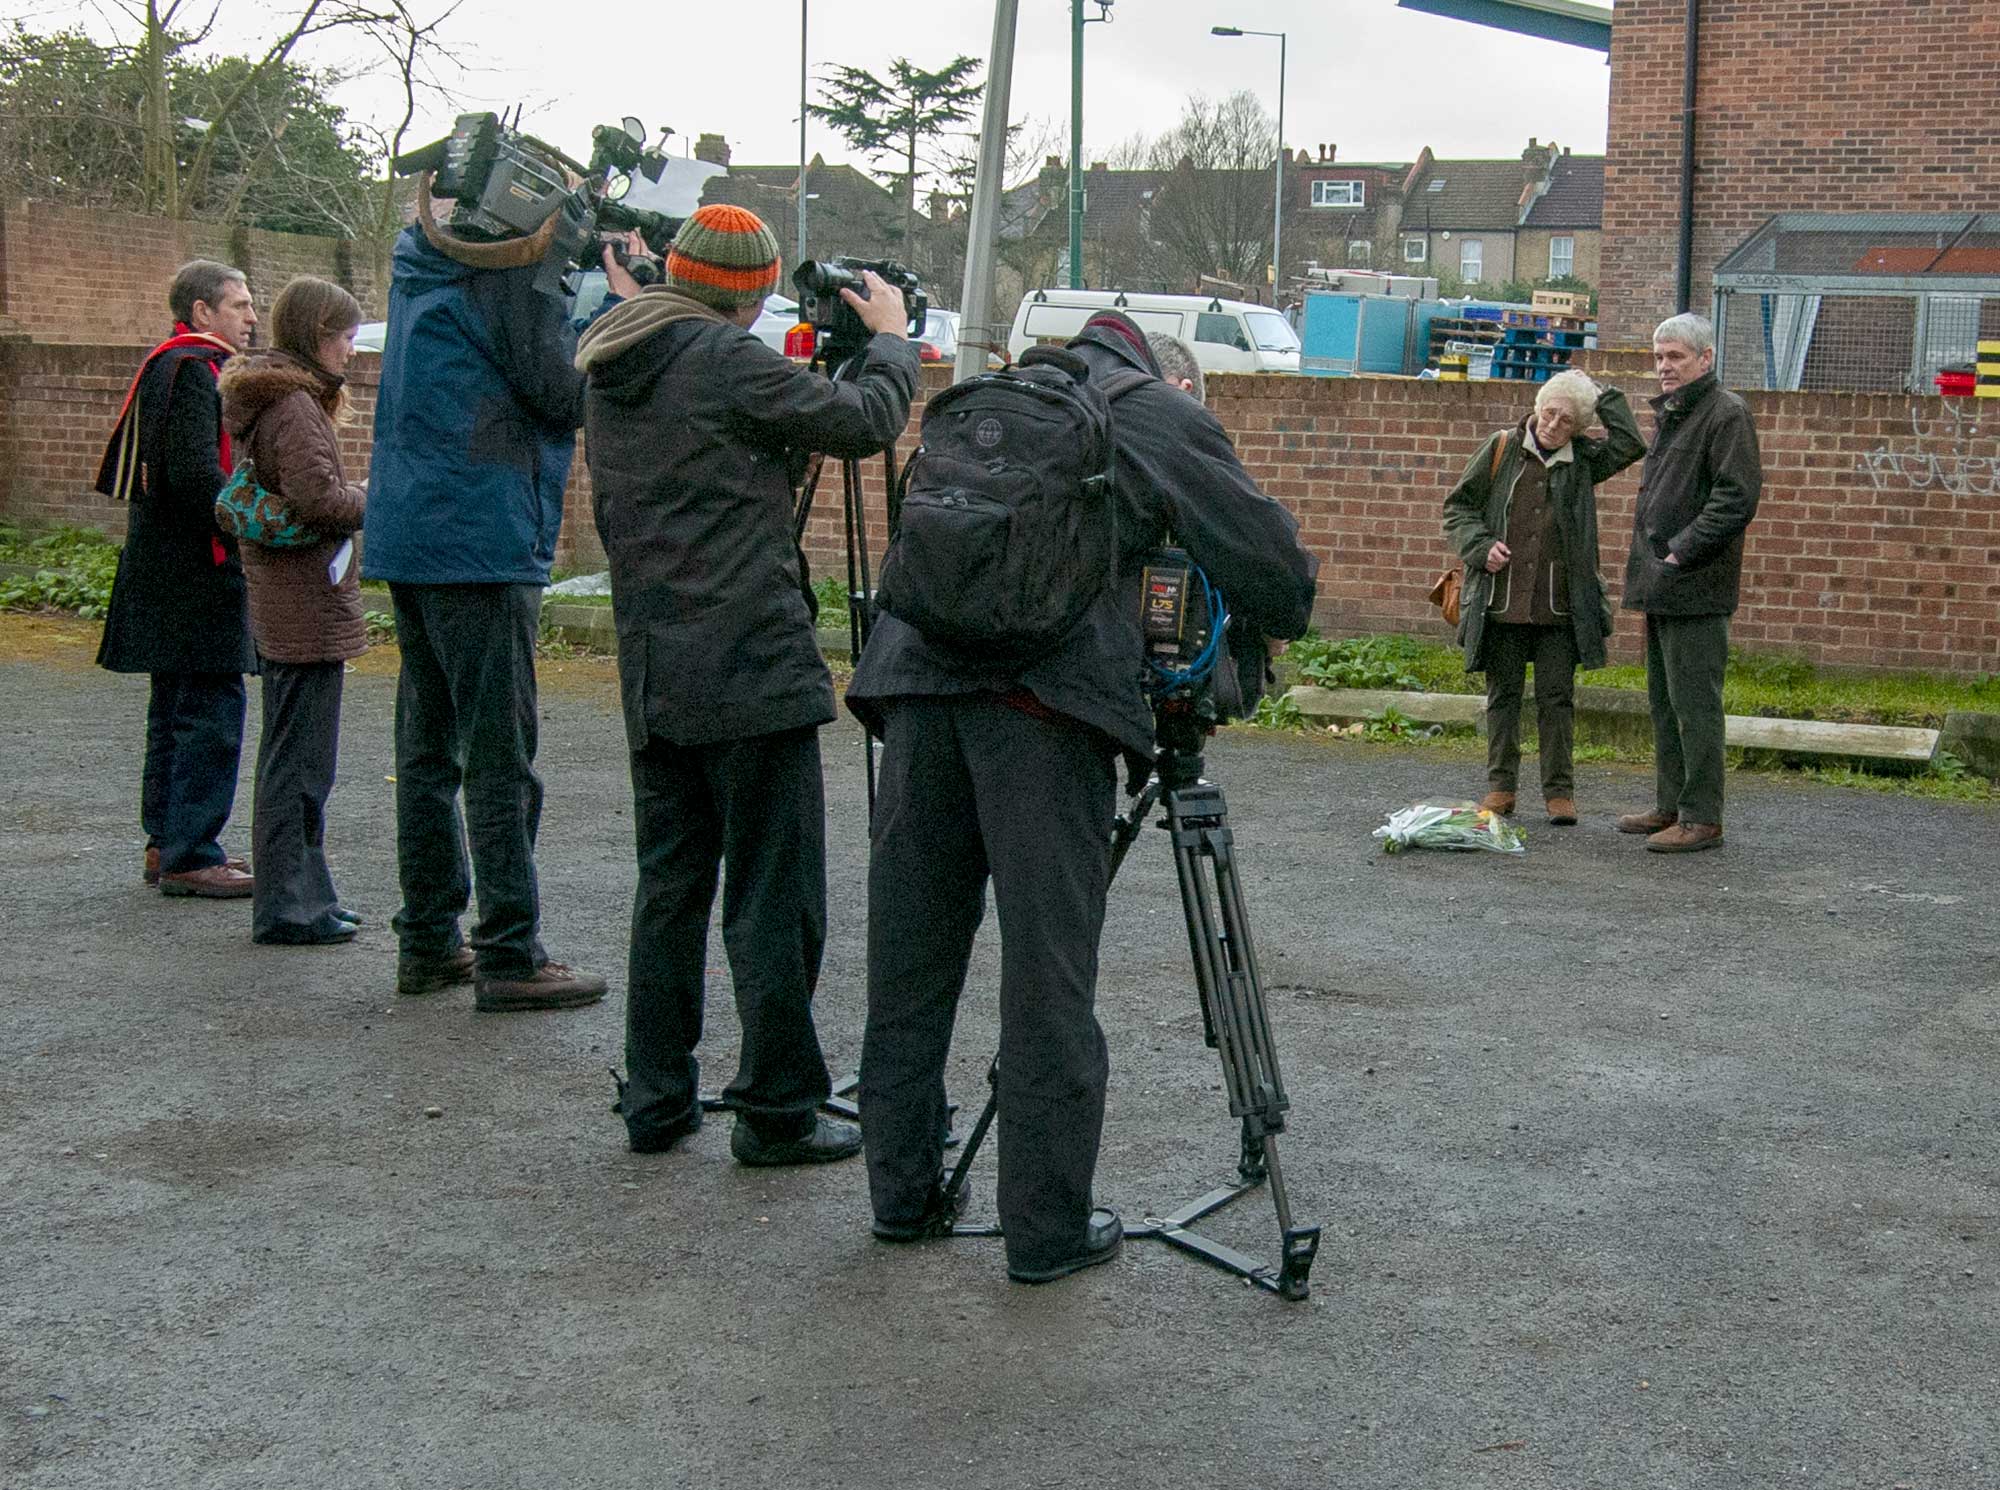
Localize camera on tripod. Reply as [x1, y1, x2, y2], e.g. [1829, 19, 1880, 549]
[793, 258, 927, 364]
[392, 111, 682, 298]
[1141, 547, 1242, 710]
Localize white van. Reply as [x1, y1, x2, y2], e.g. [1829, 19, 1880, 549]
[1005, 288, 1301, 375]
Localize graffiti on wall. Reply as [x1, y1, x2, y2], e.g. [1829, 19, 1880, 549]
[1856, 402, 2000, 497]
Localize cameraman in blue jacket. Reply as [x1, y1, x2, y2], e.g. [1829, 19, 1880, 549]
[363, 179, 640, 1012]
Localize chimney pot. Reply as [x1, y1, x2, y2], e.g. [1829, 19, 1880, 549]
[694, 132, 731, 167]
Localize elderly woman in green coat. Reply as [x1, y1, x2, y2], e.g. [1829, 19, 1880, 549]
[1442, 369, 1646, 825]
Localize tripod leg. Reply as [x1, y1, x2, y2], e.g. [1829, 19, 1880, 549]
[840, 457, 877, 812]
[1163, 779, 1321, 1299]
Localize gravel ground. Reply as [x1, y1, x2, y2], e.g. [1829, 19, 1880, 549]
[3, 613, 1996, 1490]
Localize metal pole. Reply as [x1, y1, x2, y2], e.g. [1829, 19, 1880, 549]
[798, 0, 808, 268]
[1674, 0, 1699, 315]
[1069, 0, 1084, 288]
[1273, 32, 1285, 305]
[956, 0, 1020, 384]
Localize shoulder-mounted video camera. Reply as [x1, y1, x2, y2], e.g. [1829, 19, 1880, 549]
[793, 258, 927, 366]
[392, 111, 684, 299]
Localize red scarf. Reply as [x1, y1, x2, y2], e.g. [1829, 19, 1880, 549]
[104, 323, 237, 565]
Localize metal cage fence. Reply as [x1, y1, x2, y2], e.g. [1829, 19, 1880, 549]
[1715, 289, 2000, 394]
[1711, 213, 2000, 394]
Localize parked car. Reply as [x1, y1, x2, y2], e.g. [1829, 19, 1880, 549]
[1005, 288, 1301, 374]
[354, 321, 386, 353]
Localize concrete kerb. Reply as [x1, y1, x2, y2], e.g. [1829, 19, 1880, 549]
[1286, 683, 1976, 776]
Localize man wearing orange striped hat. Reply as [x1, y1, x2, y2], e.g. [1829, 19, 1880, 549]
[578, 203, 919, 1166]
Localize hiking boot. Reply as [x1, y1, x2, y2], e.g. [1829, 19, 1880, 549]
[397, 947, 477, 997]
[159, 864, 254, 899]
[1545, 796, 1578, 826]
[144, 847, 245, 885]
[1479, 790, 1517, 816]
[473, 961, 607, 1012]
[1007, 1209, 1124, 1284]
[1646, 821, 1722, 854]
[729, 1115, 863, 1168]
[873, 1179, 970, 1243]
[1617, 808, 1678, 835]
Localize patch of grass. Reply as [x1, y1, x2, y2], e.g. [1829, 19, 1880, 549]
[812, 575, 849, 620]
[1737, 749, 1998, 803]
[0, 527, 121, 620]
[362, 610, 397, 645]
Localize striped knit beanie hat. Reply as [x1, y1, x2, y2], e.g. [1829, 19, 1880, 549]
[665, 204, 782, 311]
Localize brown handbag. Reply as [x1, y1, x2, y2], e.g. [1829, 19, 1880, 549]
[1427, 568, 1462, 627]
[1429, 432, 1509, 628]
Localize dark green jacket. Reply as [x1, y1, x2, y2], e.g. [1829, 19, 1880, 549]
[1441, 386, 1646, 673]
[1622, 373, 1762, 617]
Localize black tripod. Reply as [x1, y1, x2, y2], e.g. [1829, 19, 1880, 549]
[937, 699, 1321, 1300]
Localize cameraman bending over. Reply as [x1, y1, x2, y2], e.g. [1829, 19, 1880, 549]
[849, 310, 1319, 1282]
[578, 205, 919, 1165]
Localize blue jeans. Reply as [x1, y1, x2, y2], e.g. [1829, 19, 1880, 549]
[142, 672, 247, 873]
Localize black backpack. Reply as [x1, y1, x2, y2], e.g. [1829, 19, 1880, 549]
[874, 346, 1118, 667]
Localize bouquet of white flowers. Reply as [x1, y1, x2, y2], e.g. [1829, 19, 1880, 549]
[1372, 801, 1527, 855]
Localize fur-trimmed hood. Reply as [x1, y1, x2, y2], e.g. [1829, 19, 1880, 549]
[220, 350, 344, 434]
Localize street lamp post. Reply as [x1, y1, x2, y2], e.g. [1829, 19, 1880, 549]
[1211, 24, 1286, 304]
[798, 0, 808, 267]
[1067, 2, 1114, 289]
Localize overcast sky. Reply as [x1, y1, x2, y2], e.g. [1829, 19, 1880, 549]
[33, 0, 1612, 175]
[382, 0, 1609, 170]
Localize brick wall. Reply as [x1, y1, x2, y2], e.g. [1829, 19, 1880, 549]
[1601, 0, 2000, 346]
[5, 349, 1996, 676]
[0, 200, 385, 346]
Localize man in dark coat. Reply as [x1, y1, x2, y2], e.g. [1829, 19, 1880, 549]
[362, 182, 627, 1009]
[578, 204, 918, 1166]
[1618, 312, 1763, 853]
[847, 311, 1320, 1283]
[96, 259, 260, 899]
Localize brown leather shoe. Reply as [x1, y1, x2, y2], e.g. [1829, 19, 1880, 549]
[397, 947, 478, 997]
[1479, 790, 1517, 815]
[474, 961, 608, 1012]
[1645, 821, 1722, 853]
[159, 863, 255, 898]
[1545, 797, 1578, 826]
[1617, 809, 1677, 835]
[145, 847, 246, 885]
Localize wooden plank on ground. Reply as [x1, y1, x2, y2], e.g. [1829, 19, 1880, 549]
[1724, 715, 1938, 763]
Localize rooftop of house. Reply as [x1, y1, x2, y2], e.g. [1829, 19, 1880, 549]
[1404, 157, 1542, 229]
[1523, 154, 1605, 229]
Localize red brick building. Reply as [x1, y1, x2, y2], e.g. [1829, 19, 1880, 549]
[1600, 0, 2000, 345]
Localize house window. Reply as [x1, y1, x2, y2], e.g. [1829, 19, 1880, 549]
[1346, 239, 1372, 268]
[1549, 235, 1575, 279]
[1311, 179, 1364, 208]
[1402, 235, 1427, 263]
[1459, 238, 1483, 283]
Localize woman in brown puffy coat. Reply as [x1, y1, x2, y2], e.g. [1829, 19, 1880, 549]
[219, 277, 368, 945]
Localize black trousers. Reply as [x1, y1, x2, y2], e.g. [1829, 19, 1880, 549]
[142, 671, 247, 874]
[387, 584, 546, 978]
[621, 727, 832, 1144]
[1646, 612, 1731, 825]
[1483, 621, 1578, 798]
[861, 695, 1115, 1274]
[251, 661, 345, 937]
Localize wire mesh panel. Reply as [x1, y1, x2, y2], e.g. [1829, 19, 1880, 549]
[1713, 214, 2000, 394]
[1718, 290, 1999, 393]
